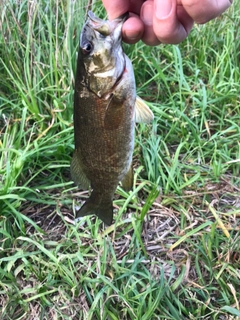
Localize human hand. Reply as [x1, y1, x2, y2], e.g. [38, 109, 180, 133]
[102, 0, 233, 45]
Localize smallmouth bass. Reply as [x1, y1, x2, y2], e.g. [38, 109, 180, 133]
[71, 11, 153, 225]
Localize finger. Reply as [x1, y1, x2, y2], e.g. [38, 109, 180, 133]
[152, 0, 193, 44]
[140, 1, 161, 45]
[129, 0, 145, 15]
[122, 15, 144, 44]
[181, 0, 233, 24]
[102, 0, 145, 20]
[102, 0, 129, 20]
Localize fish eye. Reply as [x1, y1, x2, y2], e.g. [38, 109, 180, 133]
[82, 42, 93, 55]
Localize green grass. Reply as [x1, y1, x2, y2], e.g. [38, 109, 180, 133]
[0, 0, 240, 319]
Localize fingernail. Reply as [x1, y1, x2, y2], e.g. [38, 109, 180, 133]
[141, 2, 153, 25]
[127, 35, 140, 41]
[155, 0, 172, 20]
[125, 31, 141, 41]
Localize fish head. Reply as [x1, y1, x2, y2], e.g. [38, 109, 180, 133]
[79, 11, 126, 97]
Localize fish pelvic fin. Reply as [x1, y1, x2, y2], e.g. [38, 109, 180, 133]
[135, 96, 154, 123]
[71, 150, 90, 189]
[121, 164, 133, 191]
[76, 192, 113, 225]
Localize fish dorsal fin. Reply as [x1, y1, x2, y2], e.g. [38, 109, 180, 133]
[135, 96, 154, 123]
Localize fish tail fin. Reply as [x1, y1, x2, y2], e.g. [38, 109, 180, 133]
[76, 192, 113, 225]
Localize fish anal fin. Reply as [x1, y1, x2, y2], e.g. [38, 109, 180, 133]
[121, 164, 133, 191]
[135, 96, 154, 123]
[71, 150, 90, 189]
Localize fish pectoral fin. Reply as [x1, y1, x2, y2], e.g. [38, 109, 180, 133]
[135, 96, 154, 123]
[121, 164, 133, 191]
[71, 150, 90, 189]
[76, 193, 113, 225]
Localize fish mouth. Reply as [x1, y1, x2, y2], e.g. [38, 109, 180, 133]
[86, 11, 111, 36]
[87, 11, 127, 37]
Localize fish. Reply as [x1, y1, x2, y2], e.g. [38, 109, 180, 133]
[71, 11, 153, 225]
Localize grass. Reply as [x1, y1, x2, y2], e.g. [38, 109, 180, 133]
[0, 0, 240, 319]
